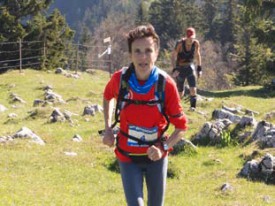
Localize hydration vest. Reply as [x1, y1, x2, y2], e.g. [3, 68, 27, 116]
[176, 40, 195, 65]
[112, 63, 170, 146]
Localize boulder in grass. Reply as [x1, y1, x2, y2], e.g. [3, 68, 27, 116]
[94, 104, 103, 113]
[212, 109, 241, 123]
[239, 153, 275, 184]
[192, 119, 233, 145]
[33, 99, 45, 107]
[83, 104, 103, 116]
[49, 108, 66, 122]
[171, 138, 198, 155]
[252, 121, 273, 141]
[257, 128, 275, 148]
[12, 127, 45, 145]
[65, 73, 80, 79]
[259, 153, 275, 175]
[222, 105, 243, 115]
[83, 106, 95, 116]
[245, 109, 259, 116]
[49, 108, 76, 123]
[0, 104, 8, 112]
[63, 110, 78, 122]
[0, 135, 13, 143]
[239, 159, 260, 177]
[44, 90, 65, 104]
[238, 115, 257, 128]
[265, 111, 275, 120]
[220, 183, 233, 192]
[72, 134, 83, 142]
[55, 67, 64, 74]
[7, 113, 17, 118]
[9, 93, 26, 104]
[43, 85, 53, 91]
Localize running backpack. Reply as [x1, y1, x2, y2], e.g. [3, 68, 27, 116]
[111, 63, 170, 145]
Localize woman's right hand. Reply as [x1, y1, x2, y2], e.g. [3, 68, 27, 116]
[102, 128, 115, 147]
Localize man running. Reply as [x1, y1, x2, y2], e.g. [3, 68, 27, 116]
[171, 27, 202, 111]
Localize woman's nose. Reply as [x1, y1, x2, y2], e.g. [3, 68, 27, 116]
[138, 52, 147, 59]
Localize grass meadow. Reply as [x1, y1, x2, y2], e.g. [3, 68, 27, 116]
[0, 69, 275, 206]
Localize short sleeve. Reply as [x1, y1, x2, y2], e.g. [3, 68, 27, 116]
[103, 70, 121, 100]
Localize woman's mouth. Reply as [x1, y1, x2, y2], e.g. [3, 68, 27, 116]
[138, 63, 148, 68]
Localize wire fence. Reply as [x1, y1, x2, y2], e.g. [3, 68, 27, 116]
[66, 43, 112, 73]
[0, 40, 44, 73]
[0, 40, 112, 74]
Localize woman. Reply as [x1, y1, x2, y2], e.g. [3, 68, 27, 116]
[102, 24, 187, 206]
[171, 27, 202, 111]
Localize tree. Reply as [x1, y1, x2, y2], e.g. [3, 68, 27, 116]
[233, 0, 275, 85]
[90, 11, 136, 71]
[0, 0, 74, 70]
[220, 0, 238, 46]
[136, 0, 153, 24]
[43, 9, 74, 69]
[203, 0, 218, 40]
[0, 0, 52, 41]
[148, 0, 204, 49]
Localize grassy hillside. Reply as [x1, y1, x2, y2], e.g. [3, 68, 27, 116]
[0, 69, 275, 205]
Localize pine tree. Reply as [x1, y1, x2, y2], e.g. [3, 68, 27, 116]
[148, 0, 204, 49]
[234, 0, 274, 85]
[136, 0, 151, 24]
[0, 0, 74, 70]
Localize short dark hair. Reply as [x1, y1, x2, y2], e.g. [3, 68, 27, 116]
[127, 24, 160, 53]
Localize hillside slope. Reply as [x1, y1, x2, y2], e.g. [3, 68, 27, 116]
[0, 69, 275, 205]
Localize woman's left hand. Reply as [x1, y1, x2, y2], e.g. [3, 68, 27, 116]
[147, 145, 163, 161]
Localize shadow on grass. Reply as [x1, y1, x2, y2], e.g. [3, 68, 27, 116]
[198, 87, 275, 99]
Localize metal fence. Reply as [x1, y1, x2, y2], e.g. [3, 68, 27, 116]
[67, 43, 112, 73]
[0, 40, 112, 74]
[0, 40, 45, 73]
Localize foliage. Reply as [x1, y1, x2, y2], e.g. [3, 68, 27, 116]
[199, 40, 234, 90]
[0, 0, 52, 41]
[148, 0, 205, 49]
[220, 130, 232, 147]
[136, 0, 151, 24]
[233, 0, 275, 86]
[0, 0, 74, 70]
[88, 11, 136, 70]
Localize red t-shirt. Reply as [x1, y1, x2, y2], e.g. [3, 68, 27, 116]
[104, 68, 188, 162]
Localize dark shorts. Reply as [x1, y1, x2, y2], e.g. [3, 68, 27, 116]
[175, 65, 196, 92]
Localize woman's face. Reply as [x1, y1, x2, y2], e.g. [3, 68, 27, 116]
[130, 37, 159, 80]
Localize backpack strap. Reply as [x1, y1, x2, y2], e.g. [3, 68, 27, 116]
[111, 64, 134, 129]
[182, 40, 195, 53]
[113, 65, 170, 146]
[155, 73, 170, 136]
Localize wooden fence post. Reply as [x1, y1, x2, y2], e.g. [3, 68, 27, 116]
[42, 37, 46, 69]
[75, 42, 79, 73]
[19, 39, 22, 73]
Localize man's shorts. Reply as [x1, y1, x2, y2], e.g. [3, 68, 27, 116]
[175, 64, 196, 92]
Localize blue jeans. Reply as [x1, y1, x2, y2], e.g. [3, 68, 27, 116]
[118, 157, 168, 206]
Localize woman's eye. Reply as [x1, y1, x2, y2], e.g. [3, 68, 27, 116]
[134, 49, 141, 54]
[146, 49, 153, 54]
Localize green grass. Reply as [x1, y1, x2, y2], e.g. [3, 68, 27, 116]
[0, 69, 275, 205]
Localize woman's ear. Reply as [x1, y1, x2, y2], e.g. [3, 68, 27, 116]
[154, 49, 159, 61]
